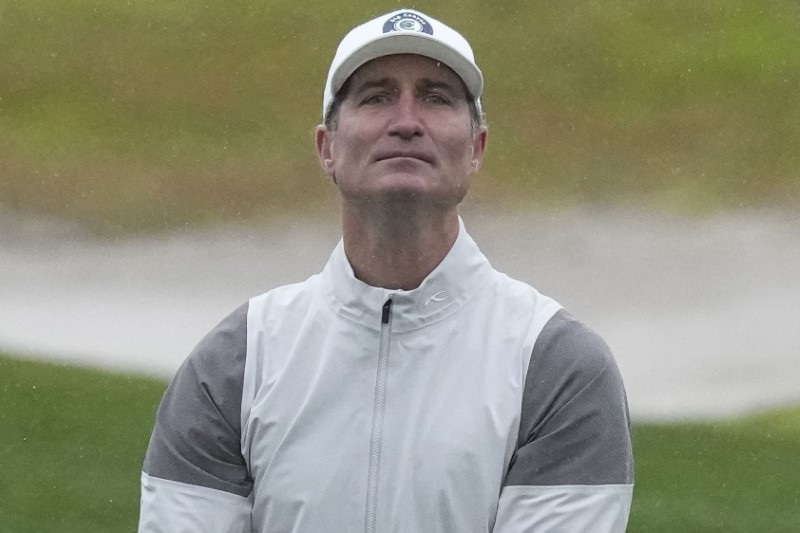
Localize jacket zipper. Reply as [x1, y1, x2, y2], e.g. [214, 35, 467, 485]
[365, 298, 393, 533]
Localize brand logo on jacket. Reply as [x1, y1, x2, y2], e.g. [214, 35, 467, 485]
[424, 291, 449, 306]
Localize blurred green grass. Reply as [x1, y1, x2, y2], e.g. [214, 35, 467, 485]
[1, 1, 799, 233]
[1, 352, 799, 531]
[629, 409, 800, 531]
[0, 353, 165, 531]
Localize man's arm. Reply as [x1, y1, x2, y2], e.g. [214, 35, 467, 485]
[494, 309, 634, 532]
[138, 303, 253, 533]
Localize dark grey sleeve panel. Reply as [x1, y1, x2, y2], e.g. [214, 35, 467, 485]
[142, 302, 253, 498]
[505, 309, 634, 486]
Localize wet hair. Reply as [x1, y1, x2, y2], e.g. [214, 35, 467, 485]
[323, 77, 485, 134]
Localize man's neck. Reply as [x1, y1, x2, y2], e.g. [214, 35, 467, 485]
[341, 202, 460, 291]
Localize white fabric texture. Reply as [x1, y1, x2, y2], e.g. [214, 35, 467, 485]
[494, 485, 633, 532]
[138, 472, 252, 533]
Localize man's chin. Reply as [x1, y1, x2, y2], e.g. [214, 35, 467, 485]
[349, 186, 424, 204]
[347, 185, 464, 210]
[362, 173, 432, 197]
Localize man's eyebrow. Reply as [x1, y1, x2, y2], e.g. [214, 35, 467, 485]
[352, 78, 394, 93]
[418, 79, 454, 90]
[417, 78, 465, 97]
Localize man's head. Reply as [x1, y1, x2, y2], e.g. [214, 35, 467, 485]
[316, 10, 487, 210]
[322, 9, 485, 132]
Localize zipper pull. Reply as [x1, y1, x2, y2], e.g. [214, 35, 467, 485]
[381, 299, 393, 324]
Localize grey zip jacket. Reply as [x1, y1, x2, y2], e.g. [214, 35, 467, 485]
[139, 220, 634, 532]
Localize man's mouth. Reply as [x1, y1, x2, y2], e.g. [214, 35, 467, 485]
[375, 150, 434, 164]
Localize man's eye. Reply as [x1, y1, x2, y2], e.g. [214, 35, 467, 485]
[361, 93, 390, 105]
[423, 93, 450, 105]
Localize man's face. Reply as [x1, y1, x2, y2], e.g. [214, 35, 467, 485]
[316, 54, 487, 209]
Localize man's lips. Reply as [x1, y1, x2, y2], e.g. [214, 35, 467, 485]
[374, 150, 435, 165]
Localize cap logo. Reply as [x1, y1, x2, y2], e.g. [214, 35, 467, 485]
[383, 12, 433, 35]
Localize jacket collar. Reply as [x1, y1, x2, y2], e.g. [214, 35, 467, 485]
[320, 218, 494, 333]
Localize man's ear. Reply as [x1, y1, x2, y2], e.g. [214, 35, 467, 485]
[315, 125, 335, 177]
[470, 127, 488, 172]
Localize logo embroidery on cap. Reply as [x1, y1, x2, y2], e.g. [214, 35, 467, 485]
[383, 12, 433, 35]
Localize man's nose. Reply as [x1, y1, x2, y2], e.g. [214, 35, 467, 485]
[387, 95, 424, 140]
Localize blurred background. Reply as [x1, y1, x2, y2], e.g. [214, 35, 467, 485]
[1, 0, 799, 530]
[2, 0, 798, 231]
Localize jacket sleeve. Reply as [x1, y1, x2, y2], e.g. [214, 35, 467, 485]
[138, 303, 253, 533]
[493, 309, 634, 532]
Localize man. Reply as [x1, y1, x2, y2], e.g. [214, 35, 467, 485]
[139, 8, 633, 532]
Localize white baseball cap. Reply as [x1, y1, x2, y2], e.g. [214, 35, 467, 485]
[322, 9, 483, 119]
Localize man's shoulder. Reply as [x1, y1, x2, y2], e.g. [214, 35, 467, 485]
[533, 309, 614, 377]
[477, 264, 615, 384]
[176, 302, 249, 388]
[143, 300, 253, 500]
[482, 268, 564, 324]
[249, 274, 321, 309]
[485, 266, 551, 300]
[520, 308, 625, 428]
[186, 273, 323, 365]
